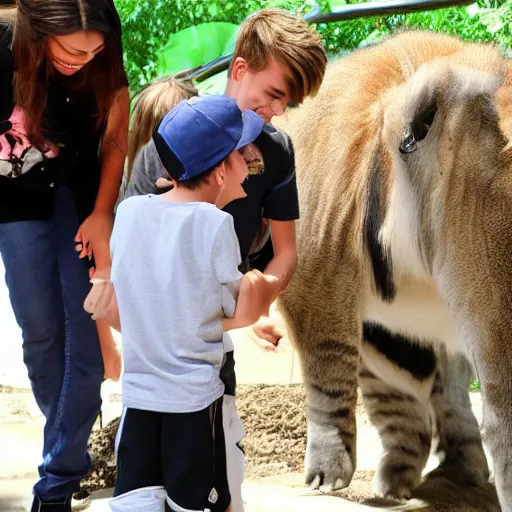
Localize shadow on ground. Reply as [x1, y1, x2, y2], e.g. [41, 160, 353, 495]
[326, 468, 500, 511]
[408, 469, 499, 512]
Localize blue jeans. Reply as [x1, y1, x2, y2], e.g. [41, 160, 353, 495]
[0, 186, 103, 501]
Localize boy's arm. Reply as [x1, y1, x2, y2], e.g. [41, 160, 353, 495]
[251, 133, 299, 347]
[260, 219, 297, 303]
[213, 215, 281, 333]
[222, 270, 278, 332]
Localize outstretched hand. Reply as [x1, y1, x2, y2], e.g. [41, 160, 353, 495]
[224, 270, 279, 332]
[75, 210, 114, 274]
[250, 315, 286, 352]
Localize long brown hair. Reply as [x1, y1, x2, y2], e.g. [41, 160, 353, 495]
[13, 0, 127, 141]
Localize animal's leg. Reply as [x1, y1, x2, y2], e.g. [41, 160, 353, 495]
[466, 342, 512, 511]
[430, 348, 489, 487]
[279, 288, 360, 492]
[303, 349, 358, 492]
[359, 354, 432, 500]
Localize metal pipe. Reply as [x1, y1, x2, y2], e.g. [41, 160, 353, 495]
[182, 0, 474, 82]
[305, 0, 474, 23]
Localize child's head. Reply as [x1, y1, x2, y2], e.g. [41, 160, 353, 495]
[226, 8, 327, 123]
[153, 95, 264, 208]
[127, 76, 199, 179]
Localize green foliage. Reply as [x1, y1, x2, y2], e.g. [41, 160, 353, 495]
[114, 0, 312, 92]
[318, 0, 512, 58]
[114, 0, 512, 95]
[469, 378, 481, 392]
[156, 21, 239, 76]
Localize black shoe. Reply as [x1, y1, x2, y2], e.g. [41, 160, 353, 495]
[31, 495, 71, 512]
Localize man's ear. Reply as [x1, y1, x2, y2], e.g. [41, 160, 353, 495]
[230, 57, 249, 82]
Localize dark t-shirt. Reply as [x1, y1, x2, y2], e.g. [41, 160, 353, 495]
[224, 124, 299, 265]
[125, 123, 300, 269]
[0, 22, 112, 224]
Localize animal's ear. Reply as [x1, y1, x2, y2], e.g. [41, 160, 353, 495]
[411, 104, 437, 143]
[399, 103, 437, 154]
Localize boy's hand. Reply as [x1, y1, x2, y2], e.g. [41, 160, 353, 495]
[223, 270, 278, 331]
[251, 316, 285, 352]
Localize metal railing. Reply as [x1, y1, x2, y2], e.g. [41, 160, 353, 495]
[180, 0, 474, 83]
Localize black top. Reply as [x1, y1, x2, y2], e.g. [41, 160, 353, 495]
[125, 122, 299, 270]
[223, 124, 299, 267]
[0, 22, 115, 224]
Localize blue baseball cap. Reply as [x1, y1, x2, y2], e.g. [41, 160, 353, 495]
[153, 95, 264, 182]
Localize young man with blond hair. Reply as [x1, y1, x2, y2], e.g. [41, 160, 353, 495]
[220, 11, 326, 510]
[123, 8, 327, 511]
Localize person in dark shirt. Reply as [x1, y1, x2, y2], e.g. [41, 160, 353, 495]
[121, 9, 327, 511]
[0, 2, 129, 511]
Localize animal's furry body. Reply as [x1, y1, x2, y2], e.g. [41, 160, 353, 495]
[277, 30, 512, 510]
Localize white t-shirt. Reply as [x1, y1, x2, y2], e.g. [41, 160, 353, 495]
[111, 195, 243, 413]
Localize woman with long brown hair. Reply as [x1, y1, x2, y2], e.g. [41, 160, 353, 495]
[0, 1, 128, 510]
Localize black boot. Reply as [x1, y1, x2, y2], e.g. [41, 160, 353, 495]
[30, 495, 72, 512]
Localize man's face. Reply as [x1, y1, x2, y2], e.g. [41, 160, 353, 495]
[230, 57, 292, 124]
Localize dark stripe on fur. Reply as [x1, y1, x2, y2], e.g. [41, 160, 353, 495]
[397, 444, 420, 458]
[309, 405, 351, 420]
[364, 154, 396, 301]
[418, 432, 431, 450]
[359, 369, 378, 380]
[316, 340, 359, 358]
[373, 409, 414, 419]
[339, 430, 355, 442]
[331, 407, 351, 419]
[363, 322, 437, 381]
[381, 426, 431, 451]
[364, 392, 415, 403]
[391, 463, 417, 474]
[310, 383, 347, 399]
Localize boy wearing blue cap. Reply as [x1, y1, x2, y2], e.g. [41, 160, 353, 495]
[107, 95, 269, 512]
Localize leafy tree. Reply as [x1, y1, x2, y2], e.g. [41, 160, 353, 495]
[114, 0, 512, 96]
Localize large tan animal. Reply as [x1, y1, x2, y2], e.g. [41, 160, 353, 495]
[277, 30, 512, 511]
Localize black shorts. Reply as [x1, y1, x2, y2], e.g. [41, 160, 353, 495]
[114, 397, 230, 512]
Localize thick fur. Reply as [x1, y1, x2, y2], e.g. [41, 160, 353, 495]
[276, 30, 512, 510]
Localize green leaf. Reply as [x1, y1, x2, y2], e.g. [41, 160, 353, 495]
[358, 29, 384, 48]
[469, 379, 480, 392]
[487, 19, 505, 32]
[329, 0, 347, 9]
[465, 3, 480, 18]
[207, 3, 219, 17]
[196, 71, 229, 95]
[156, 21, 240, 77]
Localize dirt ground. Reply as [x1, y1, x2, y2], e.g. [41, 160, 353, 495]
[79, 384, 500, 511]
[80, 385, 310, 495]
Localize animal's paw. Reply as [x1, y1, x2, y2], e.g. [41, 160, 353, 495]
[373, 460, 422, 500]
[304, 422, 356, 492]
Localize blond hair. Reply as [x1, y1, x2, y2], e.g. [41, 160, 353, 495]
[232, 8, 327, 104]
[126, 76, 198, 179]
